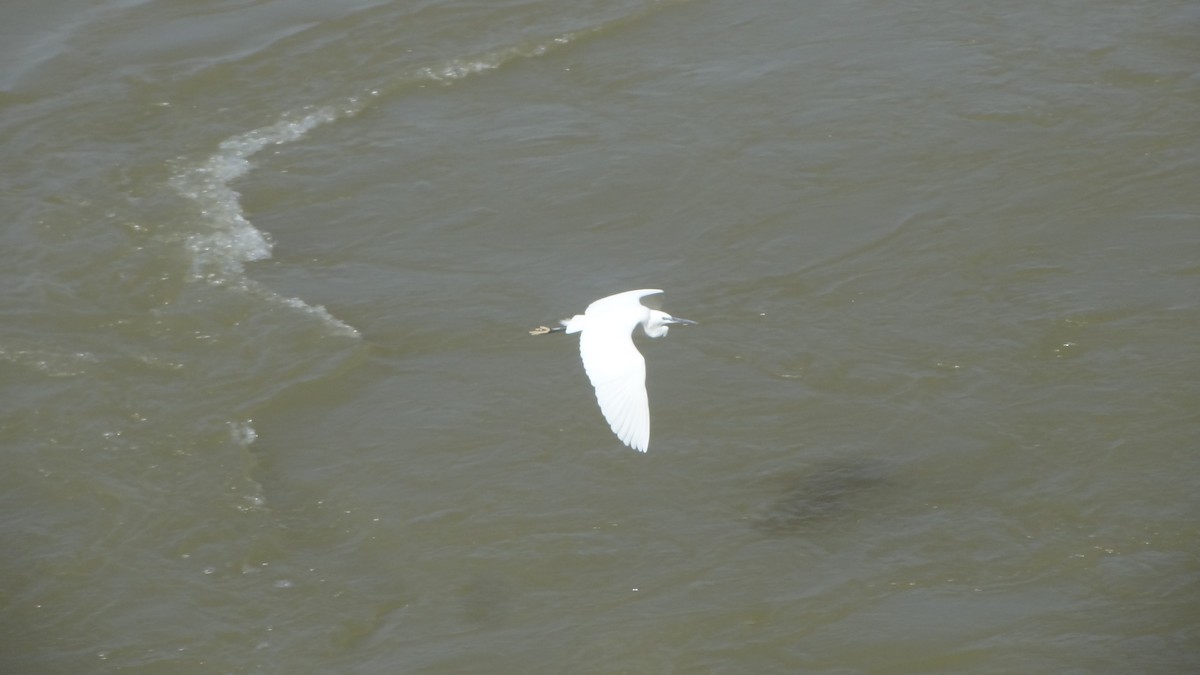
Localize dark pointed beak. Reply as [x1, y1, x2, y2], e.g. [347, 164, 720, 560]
[666, 316, 697, 326]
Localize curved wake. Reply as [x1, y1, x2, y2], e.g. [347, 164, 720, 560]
[167, 21, 635, 337]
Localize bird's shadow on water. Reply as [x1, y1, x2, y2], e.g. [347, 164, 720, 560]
[748, 458, 892, 536]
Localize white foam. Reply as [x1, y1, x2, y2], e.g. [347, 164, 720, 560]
[170, 106, 338, 284]
[418, 57, 503, 82]
[0, 345, 98, 377]
[169, 105, 362, 337]
[168, 30, 590, 338]
[230, 420, 258, 447]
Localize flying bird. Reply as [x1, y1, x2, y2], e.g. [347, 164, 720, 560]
[530, 289, 695, 452]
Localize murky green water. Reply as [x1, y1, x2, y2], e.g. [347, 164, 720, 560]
[2, 0, 1197, 672]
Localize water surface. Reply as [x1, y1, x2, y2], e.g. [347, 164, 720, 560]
[2, 0, 1198, 672]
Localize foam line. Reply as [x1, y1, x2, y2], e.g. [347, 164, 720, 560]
[168, 27, 600, 337]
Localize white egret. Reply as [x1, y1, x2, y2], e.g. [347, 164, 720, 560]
[530, 289, 695, 452]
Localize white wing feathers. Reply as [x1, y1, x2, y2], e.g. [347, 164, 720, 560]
[570, 289, 661, 452]
[579, 324, 650, 452]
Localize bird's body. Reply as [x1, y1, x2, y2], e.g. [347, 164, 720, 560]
[534, 289, 695, 452]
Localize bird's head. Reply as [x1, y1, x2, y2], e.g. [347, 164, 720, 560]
[643, 310, 697, 338]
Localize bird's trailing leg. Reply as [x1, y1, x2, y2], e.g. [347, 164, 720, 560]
[528, 325, 567, 336]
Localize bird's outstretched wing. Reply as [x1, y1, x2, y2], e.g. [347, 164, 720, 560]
[578, 323, 650, 452]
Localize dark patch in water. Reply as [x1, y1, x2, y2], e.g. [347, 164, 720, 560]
[750, 460, 889, 535]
